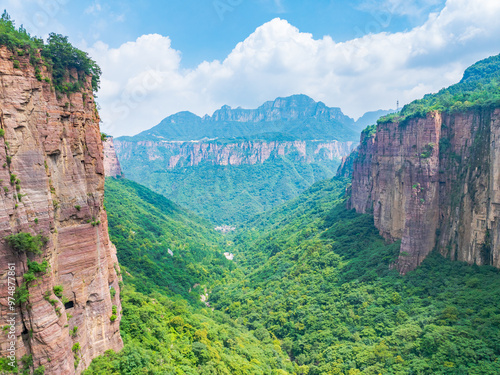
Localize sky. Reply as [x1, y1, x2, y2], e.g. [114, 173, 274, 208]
[4, 0, 500, 136]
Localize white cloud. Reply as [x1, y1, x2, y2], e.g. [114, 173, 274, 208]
[91, 0, 500, 137]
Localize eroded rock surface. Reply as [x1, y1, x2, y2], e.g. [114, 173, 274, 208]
[0, 46, 122, 374]
[349, 109, 500, 273]
[103, 137, 123, 177]
[114, 139, 356, 169]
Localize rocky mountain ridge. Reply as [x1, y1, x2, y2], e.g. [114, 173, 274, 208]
[122, 94, 380, 142]
[211, 95, 349, 123]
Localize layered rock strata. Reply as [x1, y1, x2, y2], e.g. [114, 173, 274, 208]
[349, 108, 500, 273]
[0, 46, 122, 373]
[114, 139, 357, 169]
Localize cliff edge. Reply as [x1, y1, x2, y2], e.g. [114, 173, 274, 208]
[0, 43, 122, 374]
[348, 53, 500, 274]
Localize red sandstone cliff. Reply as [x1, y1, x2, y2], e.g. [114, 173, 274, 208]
[349, 108, 500, 274]
[0, 46, 122, 373]
[114, 139, 356, 169]
[103, 137, 123, 177]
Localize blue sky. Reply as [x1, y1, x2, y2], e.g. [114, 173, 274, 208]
[5, 0, 500, 136]
[6, 0, 446, 67]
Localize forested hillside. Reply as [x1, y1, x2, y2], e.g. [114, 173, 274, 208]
[118, 155, 342, 224]
[84, 177, 297, 374]
[114, 95, 363, 225]
[211, 177, 500, 374]
[104, 177, 231, 299]
[85, 176, 500, 374]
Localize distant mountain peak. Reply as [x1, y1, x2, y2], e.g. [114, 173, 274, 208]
[210, 94, 348, 123]
[123, 94, 375, 142]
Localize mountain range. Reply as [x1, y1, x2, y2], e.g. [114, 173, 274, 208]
[113, 95, 393, 224]
[119, 94, 393, 142]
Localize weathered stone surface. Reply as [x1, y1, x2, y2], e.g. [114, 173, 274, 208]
[349, 109, 500, 273]
[103, 137, 123, 177]
[0, 46, 122, 374]
[114, 139, 357, 169]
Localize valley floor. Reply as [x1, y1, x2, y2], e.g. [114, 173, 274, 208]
[83, 177, 500, 375]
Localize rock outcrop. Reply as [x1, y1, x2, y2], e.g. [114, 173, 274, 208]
[0, 46, 122, 373]
[114, 139, 356, 169]
[103, 137, 123, 177]
[349, 108, 500, 274]
[211, 95, 351, 123]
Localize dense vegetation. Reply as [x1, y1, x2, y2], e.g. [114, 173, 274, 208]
[379, 53, 500, 124]
[104, 177, 231, 300]
[119, 155, 340, 225]
[83, 286, 296, 374]
[85, 178, 298, 374]
[116, 94, 372, 225]
[0, 12, 101, 93]
[210, 177, 500, 374]
[89, 176, 500, 374]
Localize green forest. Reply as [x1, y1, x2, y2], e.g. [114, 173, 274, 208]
[83, 176, 500, 374]
[119, 156, 340, 225]
[2, 11, 500, 375]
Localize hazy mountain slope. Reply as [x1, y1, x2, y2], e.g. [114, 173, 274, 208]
[353, 108, 396, 131]
[123, 94, 359, 142]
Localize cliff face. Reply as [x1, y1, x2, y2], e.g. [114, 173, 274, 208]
[103, 137, 123, 177]
[349, 108, 500, 273]
[0, 46, 122, 373]
[114, 139, 356, 169]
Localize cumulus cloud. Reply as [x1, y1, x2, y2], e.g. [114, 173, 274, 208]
[90, 0, 500, 137]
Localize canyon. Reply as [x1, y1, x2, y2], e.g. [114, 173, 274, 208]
[0, 46, 122, 373]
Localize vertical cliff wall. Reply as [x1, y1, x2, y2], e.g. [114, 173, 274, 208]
[103, 137, 123, 177]
[349, 108, 500, 273]
[114, 139, 356, 169]
[0, 46, 122, 373]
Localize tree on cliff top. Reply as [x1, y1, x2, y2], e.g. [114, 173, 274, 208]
[378, 53, 500, 125]
[0, 11, 101, 93]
